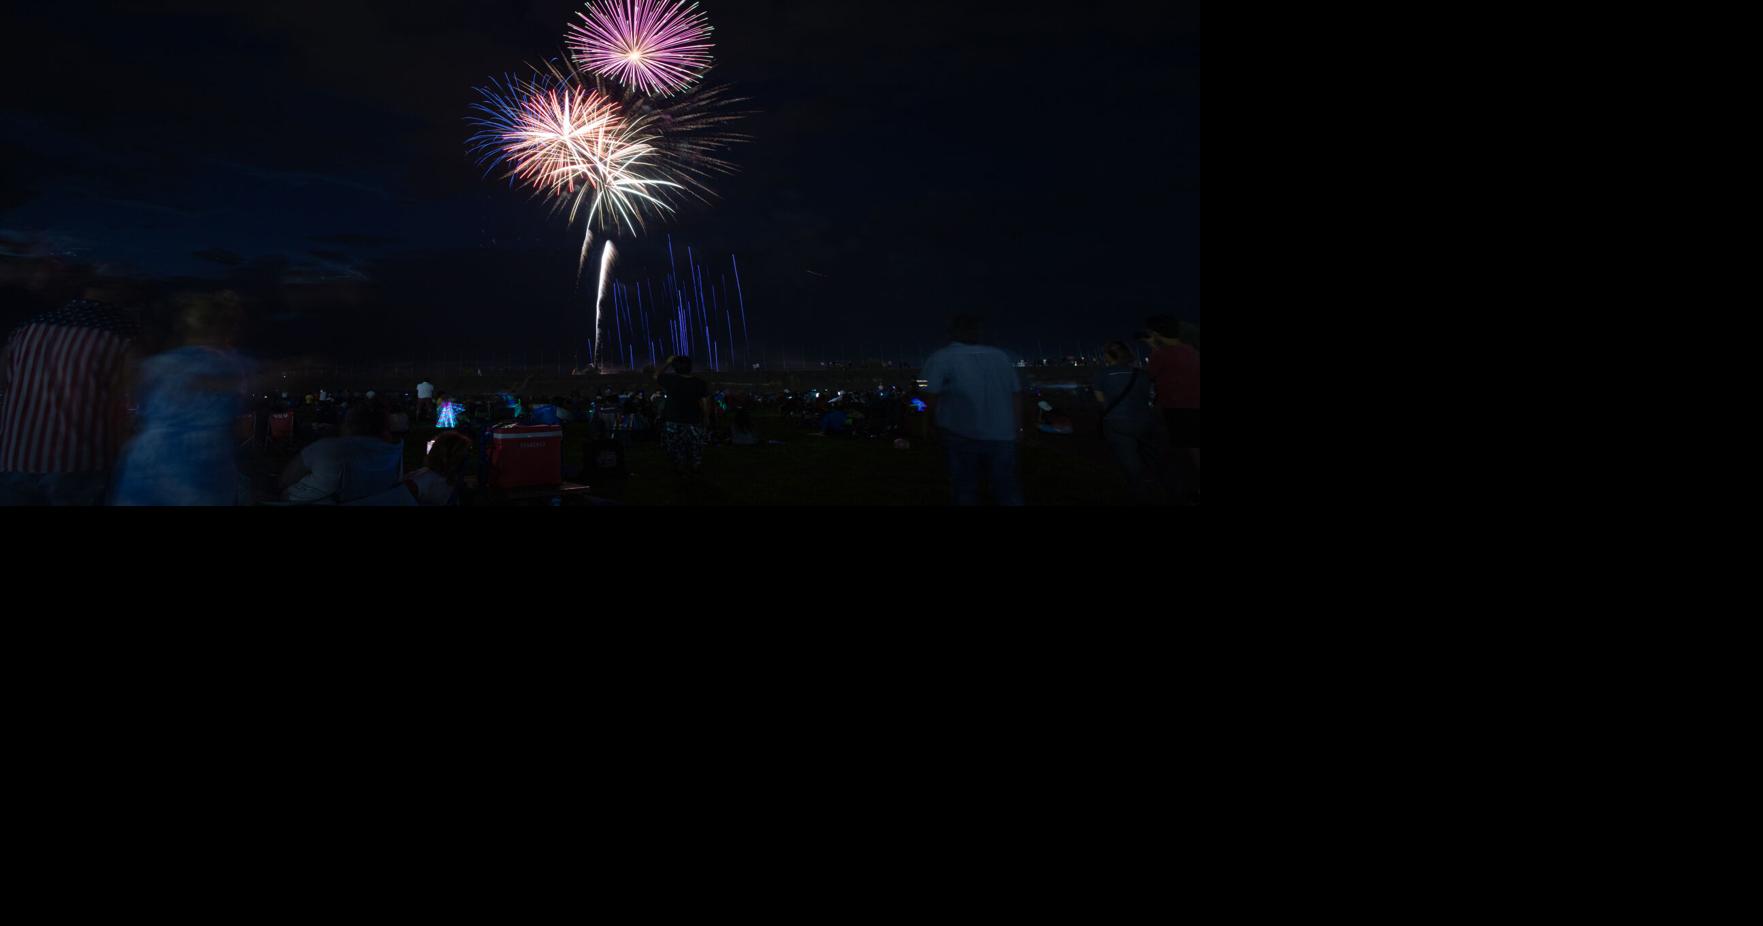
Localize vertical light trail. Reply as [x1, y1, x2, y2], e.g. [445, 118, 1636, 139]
[667, 235, 678, 299]
[612, 281, 624, 366]
[578, 228, 596, 282]
[715, 287, 734, 373]
[731, 254, 749, 362]
[686, 246, 697, 323]
[595, 239, 616, 368]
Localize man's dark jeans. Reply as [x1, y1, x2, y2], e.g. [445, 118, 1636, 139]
[1105, 419, 1165, 503]
[941, 432, 1024, 506]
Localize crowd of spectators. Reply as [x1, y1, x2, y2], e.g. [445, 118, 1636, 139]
[2, 289, 1199, 506]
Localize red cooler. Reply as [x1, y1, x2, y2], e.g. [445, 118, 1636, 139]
[485, 424, 563, 489]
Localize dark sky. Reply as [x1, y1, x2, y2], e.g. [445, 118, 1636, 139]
[0, 1, 1199, 365]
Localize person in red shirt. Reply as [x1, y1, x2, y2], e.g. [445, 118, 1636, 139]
[1142, 316, 1200, 503]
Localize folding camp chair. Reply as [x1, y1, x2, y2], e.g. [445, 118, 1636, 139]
[267, 412, 296, 451]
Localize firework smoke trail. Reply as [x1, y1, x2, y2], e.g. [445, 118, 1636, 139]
[595, 240, 617, 367]
[578, 228, 596, 280]
[569, 0, 715, 97]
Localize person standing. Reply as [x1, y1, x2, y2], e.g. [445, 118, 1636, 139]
[1142, 316, 1201, 502]
[921, 315, 1025, 506]
[1093, 340, 1163, 503]
[416, 378, 435, 422]
[0, 294, 141, 505]
[656, 354, 710, 475]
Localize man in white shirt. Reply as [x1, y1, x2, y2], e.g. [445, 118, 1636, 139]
[415, 380, 436, 421]
[920, 316, 1025, 506]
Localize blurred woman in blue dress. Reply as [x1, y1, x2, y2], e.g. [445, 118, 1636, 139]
[111, 292, 252, 506]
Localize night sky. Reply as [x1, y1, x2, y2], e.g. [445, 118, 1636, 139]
[1, 1, 1200, 366]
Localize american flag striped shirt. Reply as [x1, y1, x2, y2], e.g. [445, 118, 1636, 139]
[0, 300, 140, 473]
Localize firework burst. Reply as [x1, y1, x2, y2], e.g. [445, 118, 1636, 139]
[619, 83, 751, 204]
[469, 3, 750, 371]
[568, 0, 715, 97]
[468, 71, 683, 237]
[468, 74, 622, 199]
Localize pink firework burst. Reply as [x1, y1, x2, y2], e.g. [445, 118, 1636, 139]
[568, 0, 715, 97]
[470, 76, 626, 199]
[469, 71, 685, 235]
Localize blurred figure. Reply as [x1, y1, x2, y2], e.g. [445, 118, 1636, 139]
[656, 354, 710, 475]
[819, 405, 849, 437]
[435, 393, 459, 429]
[111, 291, 252, 506]
[405, 430, 473, 506]
[1142, 316, 1201, 503]
[388, 402, 411, 436]
[278, 402, 404, 504]
[731, 406, 759, 446]
[0, 291, 141, 505]
[1093, 340, 1163, 504]
[921, 315, 1024, 506]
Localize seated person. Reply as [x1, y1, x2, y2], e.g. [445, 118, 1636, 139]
[279, 403, 405, 504]
[595, 402, 621, 434]
[731, 407, 759, 446]
[405, 431, 474, 506]
[528, 402, 561, 425]
[819, 407, 849, 437]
